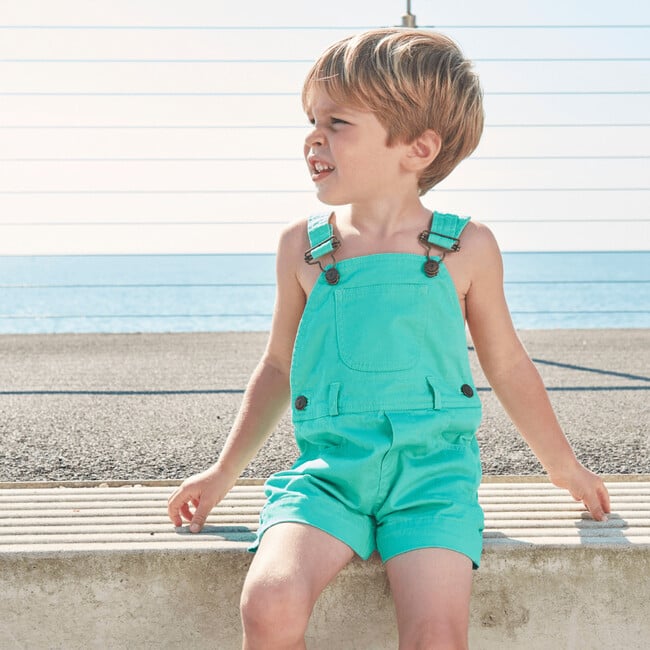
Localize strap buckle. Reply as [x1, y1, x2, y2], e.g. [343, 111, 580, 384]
[418, 229, 461, 252]
[418, 230, 447, 278]
[304, 235, 341, 264]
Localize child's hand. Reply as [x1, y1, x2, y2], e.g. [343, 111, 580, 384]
[549, 462, 611, 522]
[167, 466, 231, 533]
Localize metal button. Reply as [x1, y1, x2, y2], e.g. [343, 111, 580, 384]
[325, 267, 340, 285]
[295, 395, 308, 410]
[461, 384, 474, 398]
[424, 259, 439, 277]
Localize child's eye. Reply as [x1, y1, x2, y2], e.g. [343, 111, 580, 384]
[305, 116, 348, 127]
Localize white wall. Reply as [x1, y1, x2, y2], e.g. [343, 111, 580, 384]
[0, 0, 648, 253]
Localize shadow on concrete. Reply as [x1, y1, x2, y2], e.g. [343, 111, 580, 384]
[482, 531, 532, 547]
[477, 386, 648, 392]
[576, 511, 631, 545]
[174, 524, 256, 543]
[528, 358, 649, 383]
[468, 345, 649, 391]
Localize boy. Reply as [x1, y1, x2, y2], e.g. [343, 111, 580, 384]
[168, 29, 610, 649]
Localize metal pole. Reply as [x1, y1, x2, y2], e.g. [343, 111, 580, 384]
[401, 0, 417, 28]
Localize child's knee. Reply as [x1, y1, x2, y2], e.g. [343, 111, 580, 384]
[240, 571, 312, 639]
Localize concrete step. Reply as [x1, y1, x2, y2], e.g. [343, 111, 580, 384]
[2, 479, 649, 553]
[2, 477, 649, 649]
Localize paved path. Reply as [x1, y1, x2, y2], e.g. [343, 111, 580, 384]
[0, 330, 648, 482]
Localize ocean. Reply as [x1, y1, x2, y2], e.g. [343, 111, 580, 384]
[0, 251, 648, 334]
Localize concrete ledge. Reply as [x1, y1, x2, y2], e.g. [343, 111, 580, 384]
[2, 477, 649, 649]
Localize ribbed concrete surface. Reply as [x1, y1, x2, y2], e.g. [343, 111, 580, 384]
[2, 478, 649, 554]
[2, 478, 649, 649]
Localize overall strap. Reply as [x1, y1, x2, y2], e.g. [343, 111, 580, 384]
[424, 211, 471, 251]
[304, 212, 340, 263]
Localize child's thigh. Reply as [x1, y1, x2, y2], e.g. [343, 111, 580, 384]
[385, 548, 473, 638]
[244, 522, 356, 604]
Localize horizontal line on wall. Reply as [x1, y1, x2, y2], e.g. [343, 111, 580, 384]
[0, 156, 648, 163]
[510, 310, 650, 314]
[472, 156, 650, 161]
[0, 221, 287, 225]
[3, 59, 317, 64]
[0, 219, 648, 226]
[0, 313, 274, 319]
[1, 91, 647, 97]
[0, 283, 277, 289]
[0, 189, 647, 195]
[422, 24, 650, 29]
[1, 123, 648, 128]
[2, 57, 648, 63]
[0, 91, 301, 96]
[2, 250, 642, 257]
[0, 158, 304, 163]
[0, 24, 648, 30]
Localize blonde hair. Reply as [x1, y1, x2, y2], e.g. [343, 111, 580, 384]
[302, 28, 484, 194]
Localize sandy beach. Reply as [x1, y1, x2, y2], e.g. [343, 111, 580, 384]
[0, 329, 648, 483]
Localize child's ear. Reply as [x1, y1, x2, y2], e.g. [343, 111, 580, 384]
[404, 129, 441, 171]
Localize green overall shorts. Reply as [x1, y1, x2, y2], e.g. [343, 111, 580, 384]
[250, 211, 485, 567]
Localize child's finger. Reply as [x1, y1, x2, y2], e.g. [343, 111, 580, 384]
[584, 488, 609, 522]
[599, 483, 612, 514]
[587, 502, 608, 522]
[180, 501, 194, 523]
[167, 488, 182, 526]
[167, 486, 195, 526]
[190, 502, 212, 533]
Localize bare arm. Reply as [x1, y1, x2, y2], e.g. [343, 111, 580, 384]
[167, 221, 307, 531]
[464, 224, 610, 520]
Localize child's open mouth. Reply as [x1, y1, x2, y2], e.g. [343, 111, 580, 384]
[310, 160, 335, 182]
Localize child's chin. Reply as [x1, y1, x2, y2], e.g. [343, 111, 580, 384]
[314, 190, 347, 206]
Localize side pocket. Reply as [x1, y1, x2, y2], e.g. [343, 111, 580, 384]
[439, 406, 482, 450]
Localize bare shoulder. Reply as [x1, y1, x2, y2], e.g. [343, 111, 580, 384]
[277, 216, 310, 258]
[275, 217, 309, 283]
[460, 219, 502, 268]
[445, 219, 502, 297]
[281, 216, 327, 298]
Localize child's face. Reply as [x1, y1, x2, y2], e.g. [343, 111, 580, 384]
[303, 88, 414, 206]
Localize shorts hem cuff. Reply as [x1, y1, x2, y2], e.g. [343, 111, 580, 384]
[248, 497, 375, 560]
[378, 525, 483, 569]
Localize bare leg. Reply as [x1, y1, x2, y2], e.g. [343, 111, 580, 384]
[386, 548, 473, 650]
[240, 523, 356, 650]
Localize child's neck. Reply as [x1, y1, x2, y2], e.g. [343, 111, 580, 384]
[329, 201, 434, 259]
[341, 198, 431, 239]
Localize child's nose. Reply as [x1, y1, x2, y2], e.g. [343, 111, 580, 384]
[304, 126, 325, 149]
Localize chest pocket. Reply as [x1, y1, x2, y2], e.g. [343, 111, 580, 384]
[334, 283, 429, 372]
